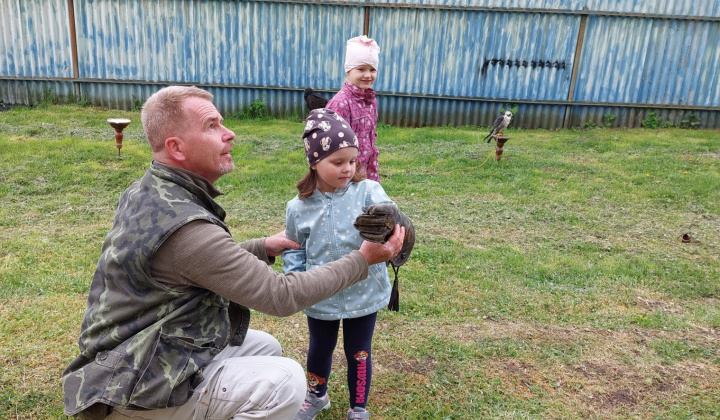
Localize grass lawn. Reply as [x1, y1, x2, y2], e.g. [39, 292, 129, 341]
[1, 104, 719, 419]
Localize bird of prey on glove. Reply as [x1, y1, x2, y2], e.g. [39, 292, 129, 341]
[483, 110, 513, 142]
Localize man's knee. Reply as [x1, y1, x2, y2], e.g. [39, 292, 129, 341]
[219, 330, 283, 358]
[244, 329, 283, 356]
[284, 358, 307, 407]
[212, 356, 306, 418]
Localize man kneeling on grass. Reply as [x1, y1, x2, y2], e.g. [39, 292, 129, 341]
[61, 85, 405, 420]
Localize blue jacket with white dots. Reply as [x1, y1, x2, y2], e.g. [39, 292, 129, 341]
[283, 179, 393, 320]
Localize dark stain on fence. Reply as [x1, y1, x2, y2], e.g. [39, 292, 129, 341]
[481, 59, 567, 76]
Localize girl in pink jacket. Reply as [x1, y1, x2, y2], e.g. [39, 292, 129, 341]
[326, 36, 381, 182]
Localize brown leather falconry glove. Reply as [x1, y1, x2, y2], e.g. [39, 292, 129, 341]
[353, 203, 415, 311]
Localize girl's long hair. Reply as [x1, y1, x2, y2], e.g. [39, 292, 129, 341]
[296, 161, 366, 199]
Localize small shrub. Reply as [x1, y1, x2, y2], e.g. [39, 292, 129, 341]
[583, 120, 597, 129]
[40, 87, 59, 107]
[131, 96, 144, 112]
[67, 94, 89, 107]
[641, 110, 661, 129]
[501, 103, 519, 115]
[602, 114, 616, 128]
[233, 95, 269, 119]
[681, 112, 701, 129]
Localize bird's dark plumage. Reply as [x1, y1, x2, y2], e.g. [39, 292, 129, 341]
[483, 111, 513, 142]
[304, 87, 329, 110]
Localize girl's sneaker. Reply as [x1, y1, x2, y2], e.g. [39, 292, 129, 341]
[346, 407, 370, 419]
[293, 393, 330, 420]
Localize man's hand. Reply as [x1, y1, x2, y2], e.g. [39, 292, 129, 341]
[358, 225, 405, 266]
[265, 230, 300, 257]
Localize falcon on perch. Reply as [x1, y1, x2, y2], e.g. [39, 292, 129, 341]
[483, 111, 513, 143]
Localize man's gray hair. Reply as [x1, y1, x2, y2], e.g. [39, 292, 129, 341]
[141, 86, 214, 152]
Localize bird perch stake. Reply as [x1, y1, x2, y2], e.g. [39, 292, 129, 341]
[107, 118, 131, 158]
[494, 135, 510, 161]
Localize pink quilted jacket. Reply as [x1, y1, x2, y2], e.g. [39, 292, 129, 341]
[326, 82, 380, 182]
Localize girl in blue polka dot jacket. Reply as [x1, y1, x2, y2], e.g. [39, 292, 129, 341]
[283, 108, 396, 420]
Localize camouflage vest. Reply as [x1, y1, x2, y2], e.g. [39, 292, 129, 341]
[62, 163, 249, 415]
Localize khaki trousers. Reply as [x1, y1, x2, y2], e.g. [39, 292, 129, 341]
[107, 329, 306, 420]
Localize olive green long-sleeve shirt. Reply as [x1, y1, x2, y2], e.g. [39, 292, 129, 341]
[150, 163, 370, 318]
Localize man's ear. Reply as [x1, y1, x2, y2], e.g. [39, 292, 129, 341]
[165, 136, 187, 162]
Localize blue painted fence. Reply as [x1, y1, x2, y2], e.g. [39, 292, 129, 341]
[1, 0, 719, 128]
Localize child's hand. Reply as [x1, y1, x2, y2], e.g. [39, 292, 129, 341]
[359, 225, 405, 265]
[265, 230, 300, 257]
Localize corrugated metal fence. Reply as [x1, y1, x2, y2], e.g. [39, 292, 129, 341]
[1, 0, 719, 128]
